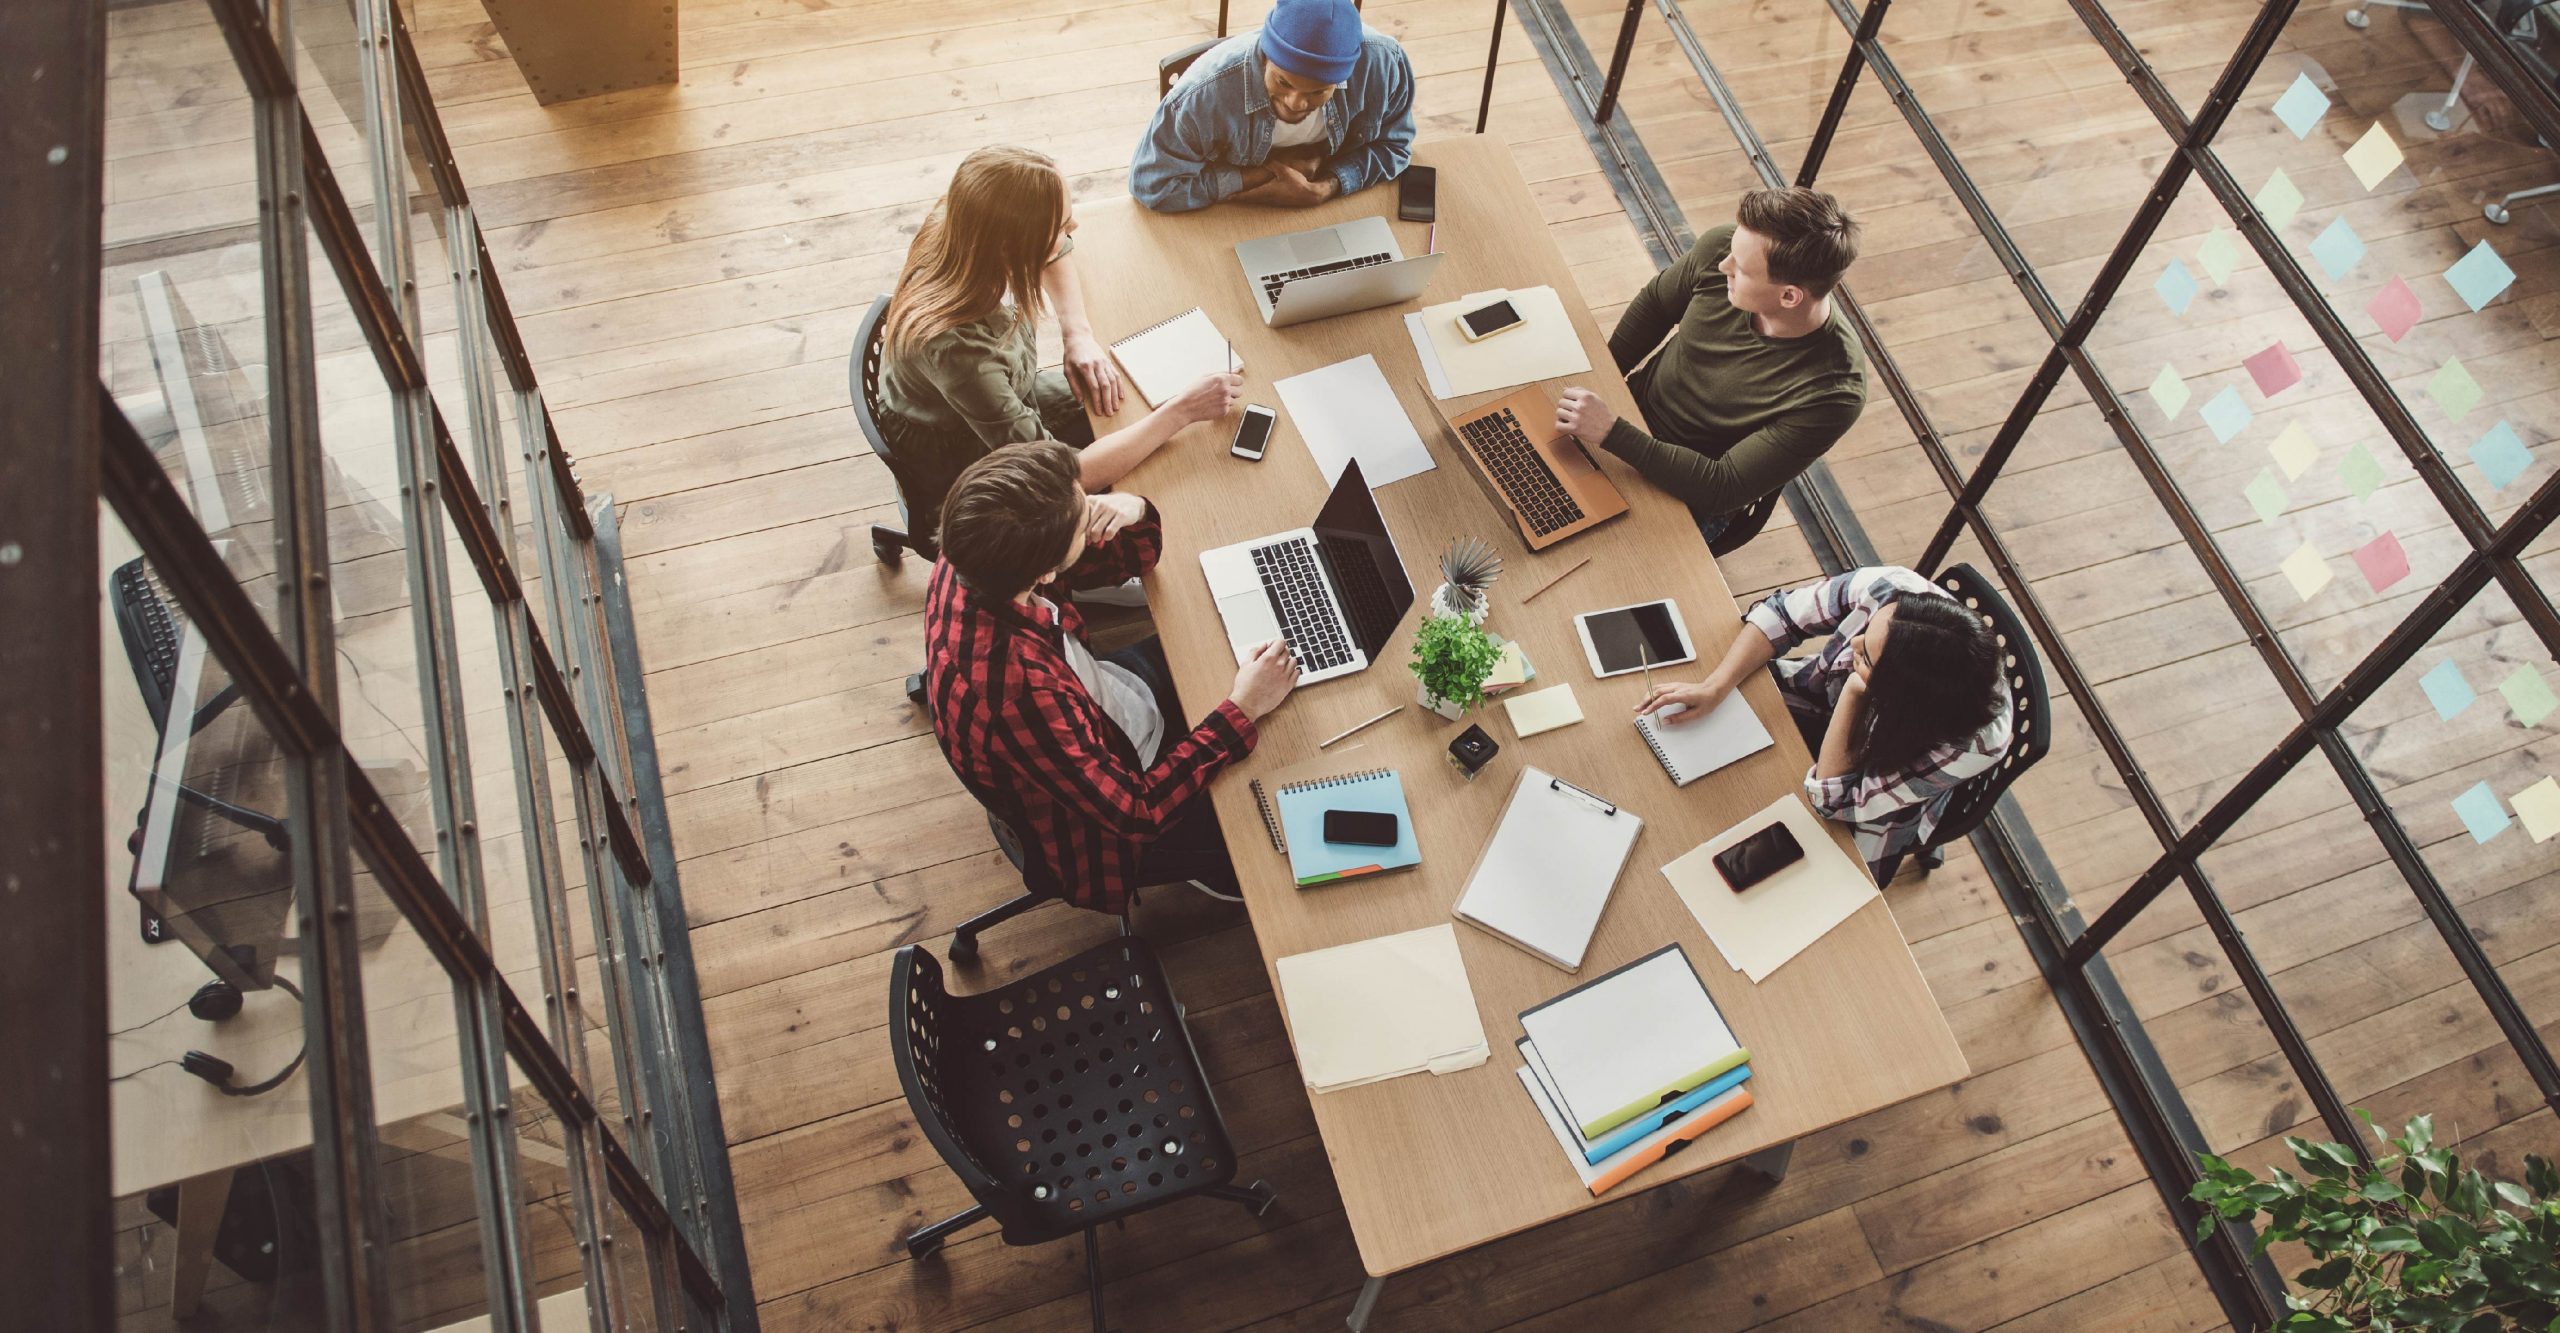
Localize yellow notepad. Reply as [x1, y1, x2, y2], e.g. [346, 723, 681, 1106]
[1504, 684, 1583, 737]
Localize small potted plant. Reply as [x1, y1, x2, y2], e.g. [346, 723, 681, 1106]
[1411, 614, 1502, 721]
[1429, 537, 1502, 627]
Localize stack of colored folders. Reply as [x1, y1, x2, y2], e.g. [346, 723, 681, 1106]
[1513, 944, 1755, 1196]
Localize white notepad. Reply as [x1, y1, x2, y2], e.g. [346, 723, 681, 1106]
[1663, 793, 1880, 983]
[1273, 923, 1490, 1093]
[1452, 768, 1642, 971]
[1635, 694, 1775, 786]
[1109, 308, 1236, 408]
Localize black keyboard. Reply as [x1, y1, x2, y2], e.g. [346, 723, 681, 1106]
[112, 558, 185, 731]
[1250, 540, 1355, 673]
[1262, 251, 1392, 306]
[1458, 409, 1586, 536]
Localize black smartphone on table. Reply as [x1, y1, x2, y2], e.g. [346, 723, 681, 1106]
[1322, 809, 1399, 847]
[1398, 166, 1438, 223]
[1713, 822, 1803, 891]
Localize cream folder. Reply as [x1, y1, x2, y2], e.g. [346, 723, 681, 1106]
[1273, 923, 1491, 1093]
[1663, 794, 1881, 983]
[1413, 285, 1593, 398]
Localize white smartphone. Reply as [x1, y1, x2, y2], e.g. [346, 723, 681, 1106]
[1457, 297, 1525, 342]
[1230, 404, 1277, 461]
[1574, 599, 1698, 678]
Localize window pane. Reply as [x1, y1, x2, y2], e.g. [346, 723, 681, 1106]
[541, 704, 635, 1151]
[449, 501, 547, 1011]
[290, 0, 393, 281]
[600, 1181, 665, 1333]
[510, 1056, 600, 1314]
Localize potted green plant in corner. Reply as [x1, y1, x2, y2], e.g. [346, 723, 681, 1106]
[2186, 1114, 2560, 1331]
[1411, 614, 1502, 722]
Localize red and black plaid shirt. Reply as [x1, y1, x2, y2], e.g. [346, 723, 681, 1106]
[922, 504, 1257, 913]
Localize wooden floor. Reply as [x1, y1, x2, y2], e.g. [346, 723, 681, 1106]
[333, 0, 2559, 1325]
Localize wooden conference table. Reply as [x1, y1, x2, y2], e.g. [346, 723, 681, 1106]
[1076, 136, 1968, 1326]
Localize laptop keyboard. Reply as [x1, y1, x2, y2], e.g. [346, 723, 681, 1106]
[1262, 252, 1392, 306]
[1250, 540, 1355, 673]
[1458, 409, 1587, 536]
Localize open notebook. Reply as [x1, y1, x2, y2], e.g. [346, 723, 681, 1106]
[1634, 694, 1775, 786]
[1109, 308, 1236, 408]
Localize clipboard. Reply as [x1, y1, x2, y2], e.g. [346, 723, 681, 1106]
[1517, 943, 1748, 1139]
[1450, 767, 1642, 971]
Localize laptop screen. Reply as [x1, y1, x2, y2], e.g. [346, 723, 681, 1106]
[1310, 459, 1417, 662]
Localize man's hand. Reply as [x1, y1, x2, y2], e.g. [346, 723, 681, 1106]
[1267, 143, 1328, 178]
[1227, 638, 1302, 720]
[1061, 325, 1124, 416]
[1262, 162, 1339, 208]
[1084, 491, 1148, 545]
[1554, 387, 1618, 448]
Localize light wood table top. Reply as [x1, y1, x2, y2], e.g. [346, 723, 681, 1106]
[1074, 135, 1968, 1278]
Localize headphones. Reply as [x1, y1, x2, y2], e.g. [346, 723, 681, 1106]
[181, 974, 308, 1098]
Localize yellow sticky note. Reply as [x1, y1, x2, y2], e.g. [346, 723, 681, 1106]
[2268, 422, 2319, 480]
[2514, 777, 2560, 842]
[1503, 683, 1584, 737]
[2281, 542, 2333, 601]
[2344, 122, 2403, 190]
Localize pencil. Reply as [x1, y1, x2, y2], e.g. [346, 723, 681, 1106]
[1226, 340, 1234, 375]
[1319, 704, 1402, 749]
[1521, 556, 1592, 604]
[1427, 223, 1438, 254]
[1638, 641, 1653, 697]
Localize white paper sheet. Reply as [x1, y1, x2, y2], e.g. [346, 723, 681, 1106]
[1404, 312, 1456, 399]
[1662, 794, 1881, 983]
[1273, 353, 1437, 487]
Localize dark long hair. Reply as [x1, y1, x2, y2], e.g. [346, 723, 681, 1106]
[1856, 593, 2001, 777]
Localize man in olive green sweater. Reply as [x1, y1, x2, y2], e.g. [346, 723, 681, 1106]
[1553, 188, 1867, 545]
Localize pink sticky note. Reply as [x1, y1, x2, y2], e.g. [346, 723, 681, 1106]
[2368, 276, 2421, 342]
[2354, 531, 2410, 593]
[2244, 342, 2303, 397]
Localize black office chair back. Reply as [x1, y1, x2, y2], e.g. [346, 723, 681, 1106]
[851, 293, 941, 563]
[1709, 491, 1781, 557]
[1158, 38, 1224, 98]
[1918, 563, 2051, 850]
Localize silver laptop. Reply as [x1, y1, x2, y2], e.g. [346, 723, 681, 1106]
[1235, 215, 1446, 328]
[1197, 459, 1417, 686]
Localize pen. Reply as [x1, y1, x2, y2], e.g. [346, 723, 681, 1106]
[1319, 704, 1403, 749]
[1638, 641, 1653, 698]
[1427, 223, 1437, 255]
[1226, 340, 1235, 375]
[1522, 556, 1591, 604]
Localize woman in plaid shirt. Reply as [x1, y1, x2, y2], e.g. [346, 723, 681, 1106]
[1635, 566, 2010, 879]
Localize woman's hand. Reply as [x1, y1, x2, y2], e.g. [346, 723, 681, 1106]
[1633, 678, 1731, 725]
[1169, 371, 1245, 426]
[1061, 326, 1125, 416]
[1084, 491, 1148, 544]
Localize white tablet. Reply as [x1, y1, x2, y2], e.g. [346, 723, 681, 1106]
[1574, 599, 1697, 678]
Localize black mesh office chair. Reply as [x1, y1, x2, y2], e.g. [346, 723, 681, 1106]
[1879, 562, 2051, 882]
[852, 293, 939, 568]
[892, 938, 1276, 1332]
[1709, 491, 1780, 557]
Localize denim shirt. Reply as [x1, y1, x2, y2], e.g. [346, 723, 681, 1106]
[1128, 30, 1417, 212]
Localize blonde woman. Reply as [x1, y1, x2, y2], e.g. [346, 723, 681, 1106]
[876, 146, 1240, 539]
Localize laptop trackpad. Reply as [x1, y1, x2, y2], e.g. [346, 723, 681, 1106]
[1290, 230, 1347, 263]
[1218, 590, 1281, 658]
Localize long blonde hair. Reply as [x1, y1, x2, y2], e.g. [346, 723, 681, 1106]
[883, 146, 1067, 356]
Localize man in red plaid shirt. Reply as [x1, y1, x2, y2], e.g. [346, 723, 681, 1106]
[922, 442, 1301, 912]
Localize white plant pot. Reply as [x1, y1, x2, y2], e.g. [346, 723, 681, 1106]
[1430, 583, 1489, 627]
[1417, 680, 1467, 721]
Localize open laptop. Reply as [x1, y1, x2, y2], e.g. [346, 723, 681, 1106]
[1236, 216, 1445, 329]
[1198, 458, 1417, 685]
[1417, 380, 1631, 550]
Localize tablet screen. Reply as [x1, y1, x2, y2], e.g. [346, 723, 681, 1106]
[1586, 602, 1689, 673]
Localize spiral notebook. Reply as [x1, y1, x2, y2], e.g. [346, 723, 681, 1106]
[1109, 308, 1236, 408]
[1249, 754, 1420, 887]
[1634, 693, 1774, 787]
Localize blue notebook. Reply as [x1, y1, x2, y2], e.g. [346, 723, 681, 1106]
[1250, 765, 1421, 887]
[1520, 1037, 1753, 1165]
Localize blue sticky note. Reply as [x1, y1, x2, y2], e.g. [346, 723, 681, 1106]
[2310, 216, 2365, 281]
[2471, 421, 2531, 490]
[2156, 259, 2199, 315]
[2451, 780, 2511, 844]
[2444, 239, 2516, 312]
[2419, 659, 2475, 720]
[2273, 72, 2330, 139]
[2200, 385, 2253, 443]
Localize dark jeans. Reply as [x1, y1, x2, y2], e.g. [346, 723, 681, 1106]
[1103, 636, 1243, 898]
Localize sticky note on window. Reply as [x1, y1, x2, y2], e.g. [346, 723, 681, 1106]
[2444, 239, 2516, 312]
[2451, 780, 2510, 843]
[2155, 259, 2199, 315]
[2244, 342, 2303, 398]
[2367, 275, 2422, 342]
[2419, 660, 2475, 721]
[2254, 169, 2305, 228]
[2429, 358, 2482, 423]
[2201, 386, 2253, 442]
[2149, 363, 2191, 419]
[2310, 216, 2364, 281]
[2470, 421, 2531, 490]
[2504, 666, 2557, 727]
[2269, 421, 2319, 479]
[2513, 776, 2560, 843]
[2339, 442, 2385, 500]
[2273, 72, 2330, 138]
[2352, 531, 2409, 593]
[2245, 468, 2289, 524]
[2344, 122, 2404, 190]
[2280, 541, 2333, 601]
[2197, 228, 2243, 285]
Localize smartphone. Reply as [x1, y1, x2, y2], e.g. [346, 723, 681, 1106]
[1230, 404, 1276, 461]
[1398, 165, 1438, 223]
[1713, 822, 1804, 892]
[1322, 809, 1399, 847]
[1458, 297, 1524, 342]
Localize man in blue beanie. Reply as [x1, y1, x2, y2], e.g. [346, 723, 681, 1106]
[1129, 0, 1417, 212]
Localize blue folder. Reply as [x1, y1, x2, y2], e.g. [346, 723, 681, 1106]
[1520, 1036, 1754, 1165]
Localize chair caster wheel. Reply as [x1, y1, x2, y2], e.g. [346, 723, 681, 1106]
[872, 525, 907, 565]
[948, 932, 979, 964]
[1244, 1179, 1279, 1217]
[2486, 203, 2513, 224]
[2345, 6, 2370, 26]
[908, 1233, 946, 1260]
[905, 672, 927, 707]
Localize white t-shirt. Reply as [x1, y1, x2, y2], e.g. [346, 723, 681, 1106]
[1033, 595, 1165, 765]
[1270, 103, 1330, 150]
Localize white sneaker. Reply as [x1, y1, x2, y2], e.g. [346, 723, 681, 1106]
[1079, 577, 1150, 609]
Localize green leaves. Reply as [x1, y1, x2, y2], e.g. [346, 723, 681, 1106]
[1409, 615, 1502, 710]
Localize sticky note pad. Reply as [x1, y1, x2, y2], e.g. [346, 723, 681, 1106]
[2444, 239, 2516, 312]
[2201, 385, 2253, 442]
[2198, 228, 2243, 284]
[2368, 275, 2422, 342]
[2471, 421, 2531, 490]
[1503, 683, 1584, 737]
[2155, 259, 2199, 315]
[2451, 780, 2510, 844]
[2254, 169, 2305, 228]
[2419, 660, 2474, 721]
[2245, 342, 2303, 398]
[2149, 363, 2191, 420]
[2310, 216, 2365, 281]
[2245, 469, 2289, 524]
[2353, 531, 2409, 593]
[2340, 442, 2386, 500]
[2269, 421, 2319, 479]
[2280, 541, 2333, 601]
[2504, 666, 2557, 727]
[2429, 358, 2482, 423]
[2273, 72, 2330, 138]
[2513, 776, 2560, 843]
[2345, 122, 2404, 190]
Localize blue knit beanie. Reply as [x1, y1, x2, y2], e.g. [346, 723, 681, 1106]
[1260, 0, 1362, 85]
